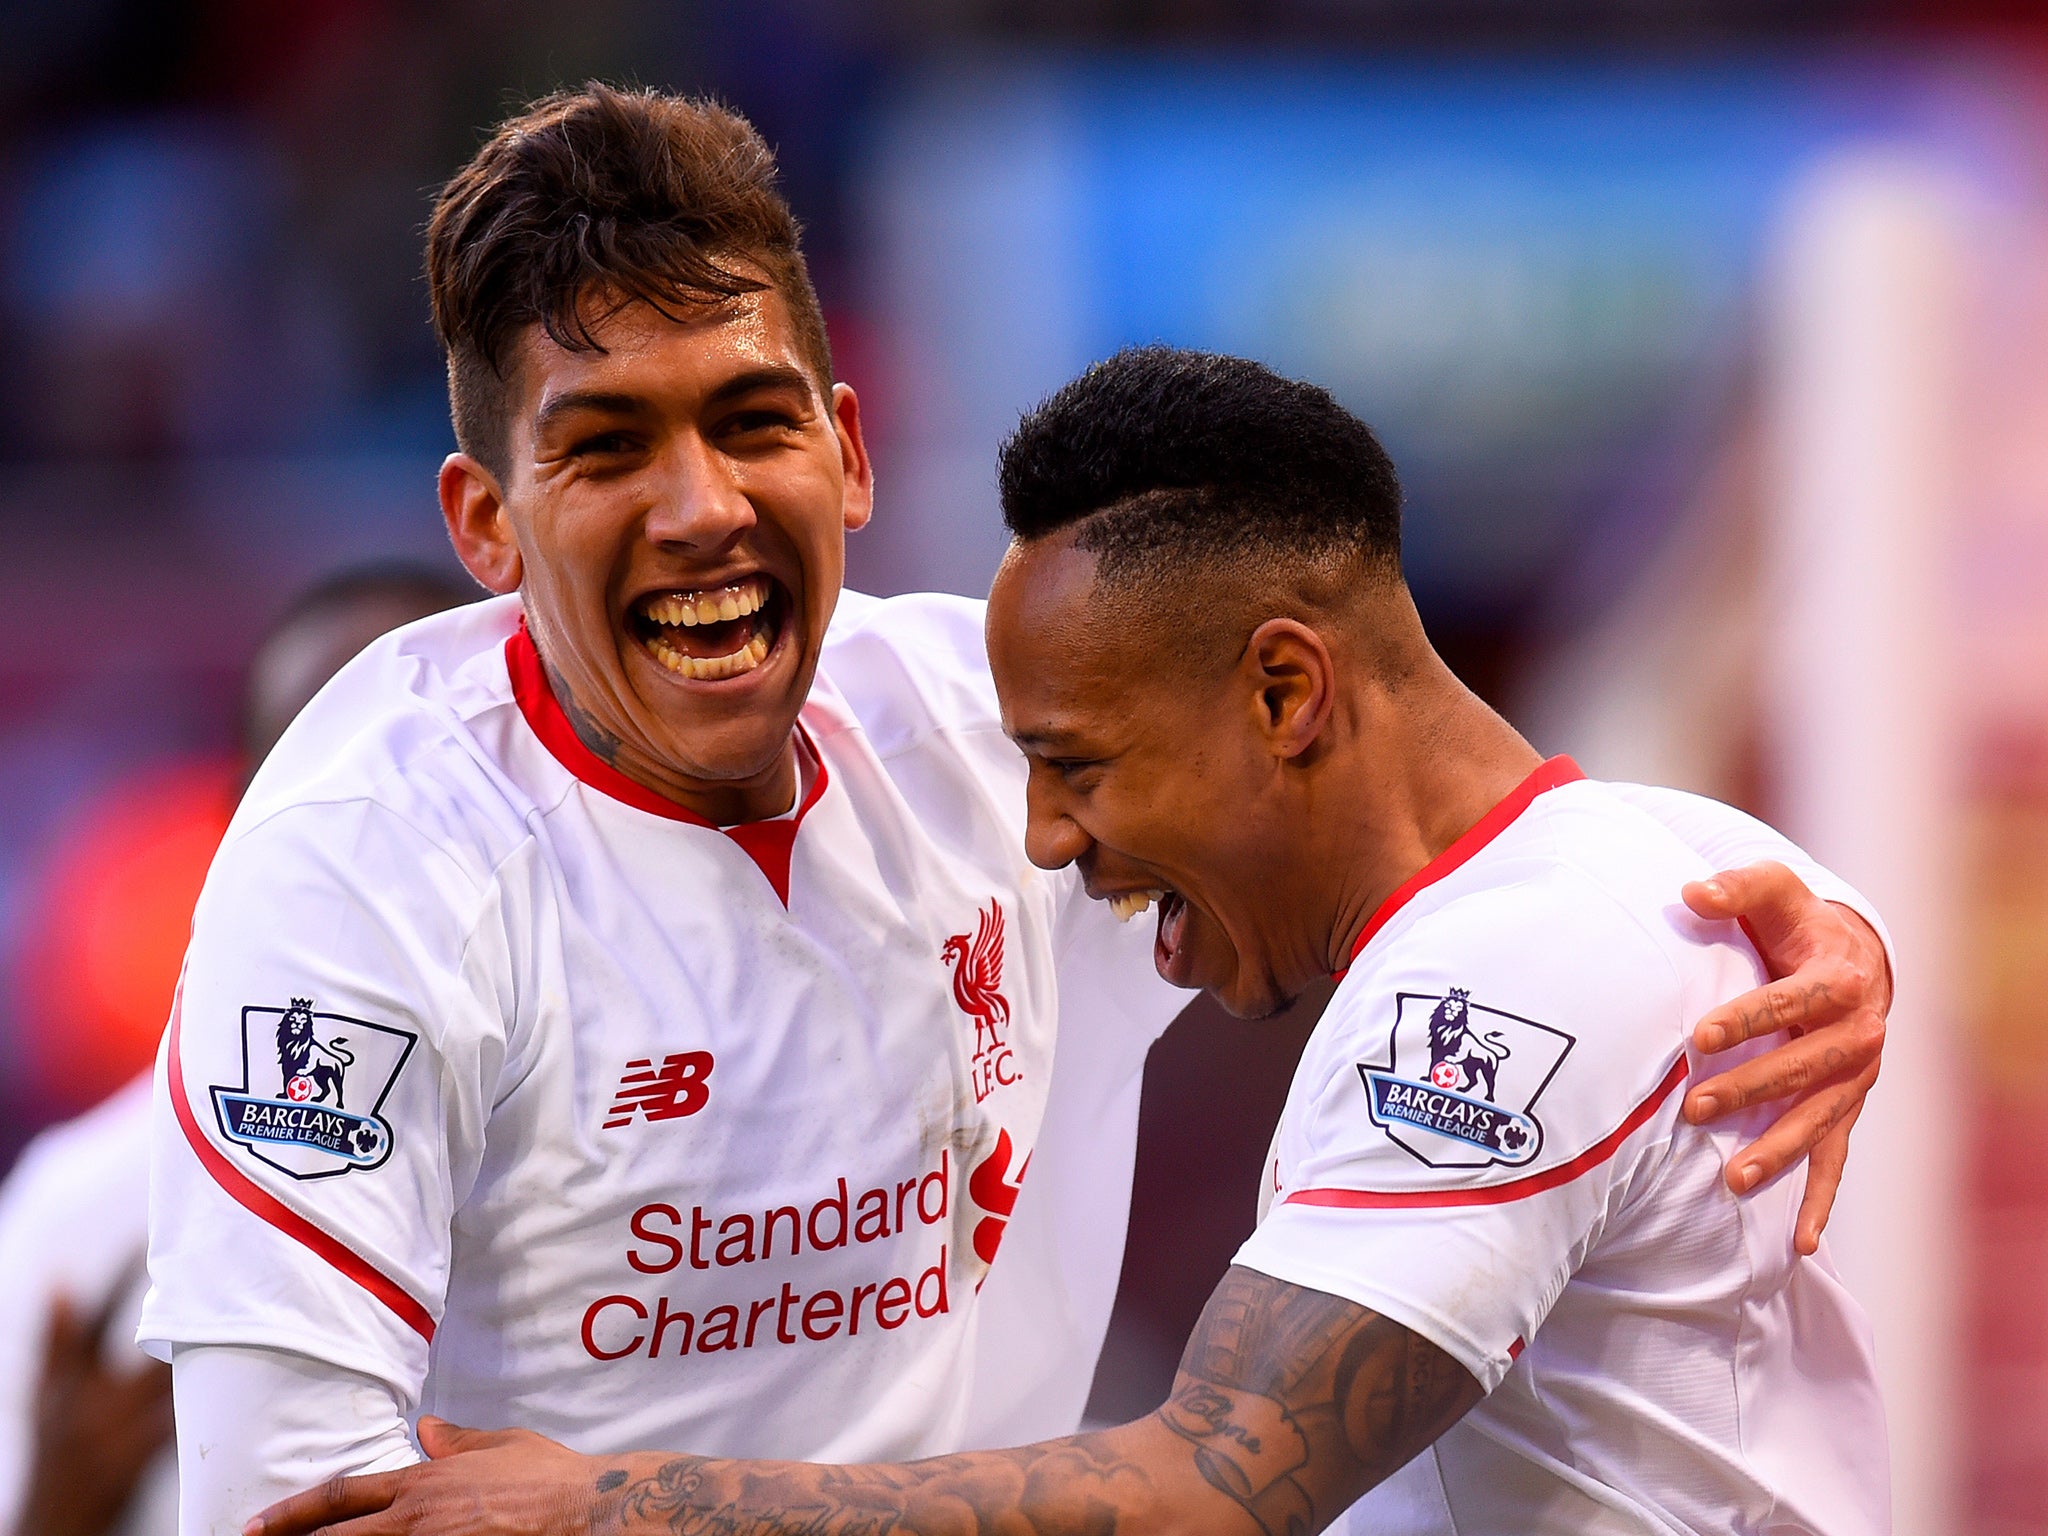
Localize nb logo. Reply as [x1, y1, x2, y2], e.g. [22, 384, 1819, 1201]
[603, 1052, 714, 1129]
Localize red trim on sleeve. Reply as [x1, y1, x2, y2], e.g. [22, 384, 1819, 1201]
[504, 623, 828, 905]
[1340, 756, 1586, 974]
[1283, 1055, 1689, 1211]
[1507, 1336, 1526, 1361]
[165, 987, 438, 1343]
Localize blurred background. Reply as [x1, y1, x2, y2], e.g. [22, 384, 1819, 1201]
[0, 2, 2044, 1532]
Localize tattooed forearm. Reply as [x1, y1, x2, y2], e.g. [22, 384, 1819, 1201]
[1155, 1268, 1478, 1536]
[585, 1268, 1479, 1536]
[596, 1438, 1151, 1536]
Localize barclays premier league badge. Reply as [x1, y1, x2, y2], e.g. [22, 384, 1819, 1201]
[1358, 988, 1575, 1170]
[209, 998, 417, 1181]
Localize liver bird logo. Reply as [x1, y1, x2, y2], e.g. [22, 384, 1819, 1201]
[942, 900, 1010, 1058]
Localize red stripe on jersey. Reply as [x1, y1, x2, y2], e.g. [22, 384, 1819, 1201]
[165, 986, 437, 1343]
[1340, 756, 1586, 973]
[1284, 1055, 1690, 1211]
[505, 623, 828, 904]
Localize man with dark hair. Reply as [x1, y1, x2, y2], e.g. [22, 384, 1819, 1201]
[253, 350, 1886, 1536]
[427, 84, 835, 485]
[153, 84, 1891, 1534]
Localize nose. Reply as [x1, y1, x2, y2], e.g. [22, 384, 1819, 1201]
[1023, 770, 1091, 872]
[645, 432, 756, 551]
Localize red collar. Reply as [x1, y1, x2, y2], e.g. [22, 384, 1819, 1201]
[1343, 755, 1585, 969]
[505, 622, 828, 906]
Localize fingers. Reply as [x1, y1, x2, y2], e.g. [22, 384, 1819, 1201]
[1793, 1106, 1858, 1255]
[1832, 909, 1894, 1014]
[1691, 961, 1881, 1055]
[1715, 1063, 1875, 1197]
[38, 1294, 89, 1376]
[247, 1469, 410, 1536]
[113, 1359, 176, 1458]
[1685, 1014, 1880, 1121]
[254, 1514, 405, 1536]
[1681, 860, 1808, 940]
[86, 1255, 149, 1351]
[417, 1416, 523, 1459]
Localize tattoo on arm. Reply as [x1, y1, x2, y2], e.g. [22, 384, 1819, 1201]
[589, 1267, 1480, 1536]
[1156, 1266, 1479, 1535]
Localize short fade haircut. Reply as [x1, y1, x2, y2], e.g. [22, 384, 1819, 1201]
[999, 348, 1402, 593]
[426, 83, 833, 478]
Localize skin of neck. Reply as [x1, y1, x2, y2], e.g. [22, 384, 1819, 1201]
[1241, 585, 1543, 982]
[1196, 577, 1540, 999]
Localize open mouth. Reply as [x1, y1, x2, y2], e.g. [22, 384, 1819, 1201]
[1103, 887, 1193, 981]
[1153, 890, 1192, 982]
[630, 574, 787, 682]
[1107, 889, 1167, 923]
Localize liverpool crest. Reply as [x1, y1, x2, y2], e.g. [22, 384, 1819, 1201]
[944, 900, 1017, 1104]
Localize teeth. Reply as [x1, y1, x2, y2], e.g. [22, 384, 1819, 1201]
[644, 624, 772, 681]
[641, 576, 770, 629]
[1107, 890, 1166, 923]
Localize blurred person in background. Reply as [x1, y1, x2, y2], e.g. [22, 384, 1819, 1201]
[0, 566, 474, 1536]
[154, 85, 1893, 1536]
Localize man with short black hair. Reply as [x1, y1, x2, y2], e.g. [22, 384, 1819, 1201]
[254, 349, 1886, 1536]
[156, 86, 1891, 1535]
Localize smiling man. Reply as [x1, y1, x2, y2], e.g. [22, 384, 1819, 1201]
[251, 348, 1888, 1536]
[147, 89, 1892, 1536]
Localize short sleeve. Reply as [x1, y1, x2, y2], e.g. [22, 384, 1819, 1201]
[1605, 783, 1896, 979]
[1233, 876, 1695, 1393]
[140, 798, 513, 1405]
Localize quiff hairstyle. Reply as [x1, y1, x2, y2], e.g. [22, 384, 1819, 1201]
[1000, 347, 1402, 583]
[426, 83, 833, 478]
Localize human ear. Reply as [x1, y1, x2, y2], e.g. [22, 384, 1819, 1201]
[440, 454, 522, 595]
[1244, 618, 1334, 759]
[830, 383, 875, 534]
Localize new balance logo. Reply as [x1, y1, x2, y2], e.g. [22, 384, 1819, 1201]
[603, 1052, 714, 1128]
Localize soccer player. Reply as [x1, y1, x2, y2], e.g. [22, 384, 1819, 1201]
[249, 350, 1890, 1536]
[162, 90, 1890, 1534]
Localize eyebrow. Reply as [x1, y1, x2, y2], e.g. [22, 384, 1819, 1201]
[1007, 724, 1088, 753]
[533, 390, 647, 433]
[532, 366, 818, 436]
[703, 364, 818, 408]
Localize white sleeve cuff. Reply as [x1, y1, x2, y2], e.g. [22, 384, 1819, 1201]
[171, 1343, 417, 1536]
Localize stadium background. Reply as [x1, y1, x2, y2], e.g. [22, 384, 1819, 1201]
[0, 2, 2044, 1532]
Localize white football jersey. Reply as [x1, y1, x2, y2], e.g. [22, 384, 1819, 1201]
[141, 586, 1895, 1529]
[1235, 760, 1889, 1535]
[140, 590, 1178, 1463]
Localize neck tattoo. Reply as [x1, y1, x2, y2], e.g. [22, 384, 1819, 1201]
[540, 650, 626, 767]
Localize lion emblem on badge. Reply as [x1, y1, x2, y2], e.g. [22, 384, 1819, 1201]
[276, 997, 356, 1108]
[1425, 987, 1510, 1102]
